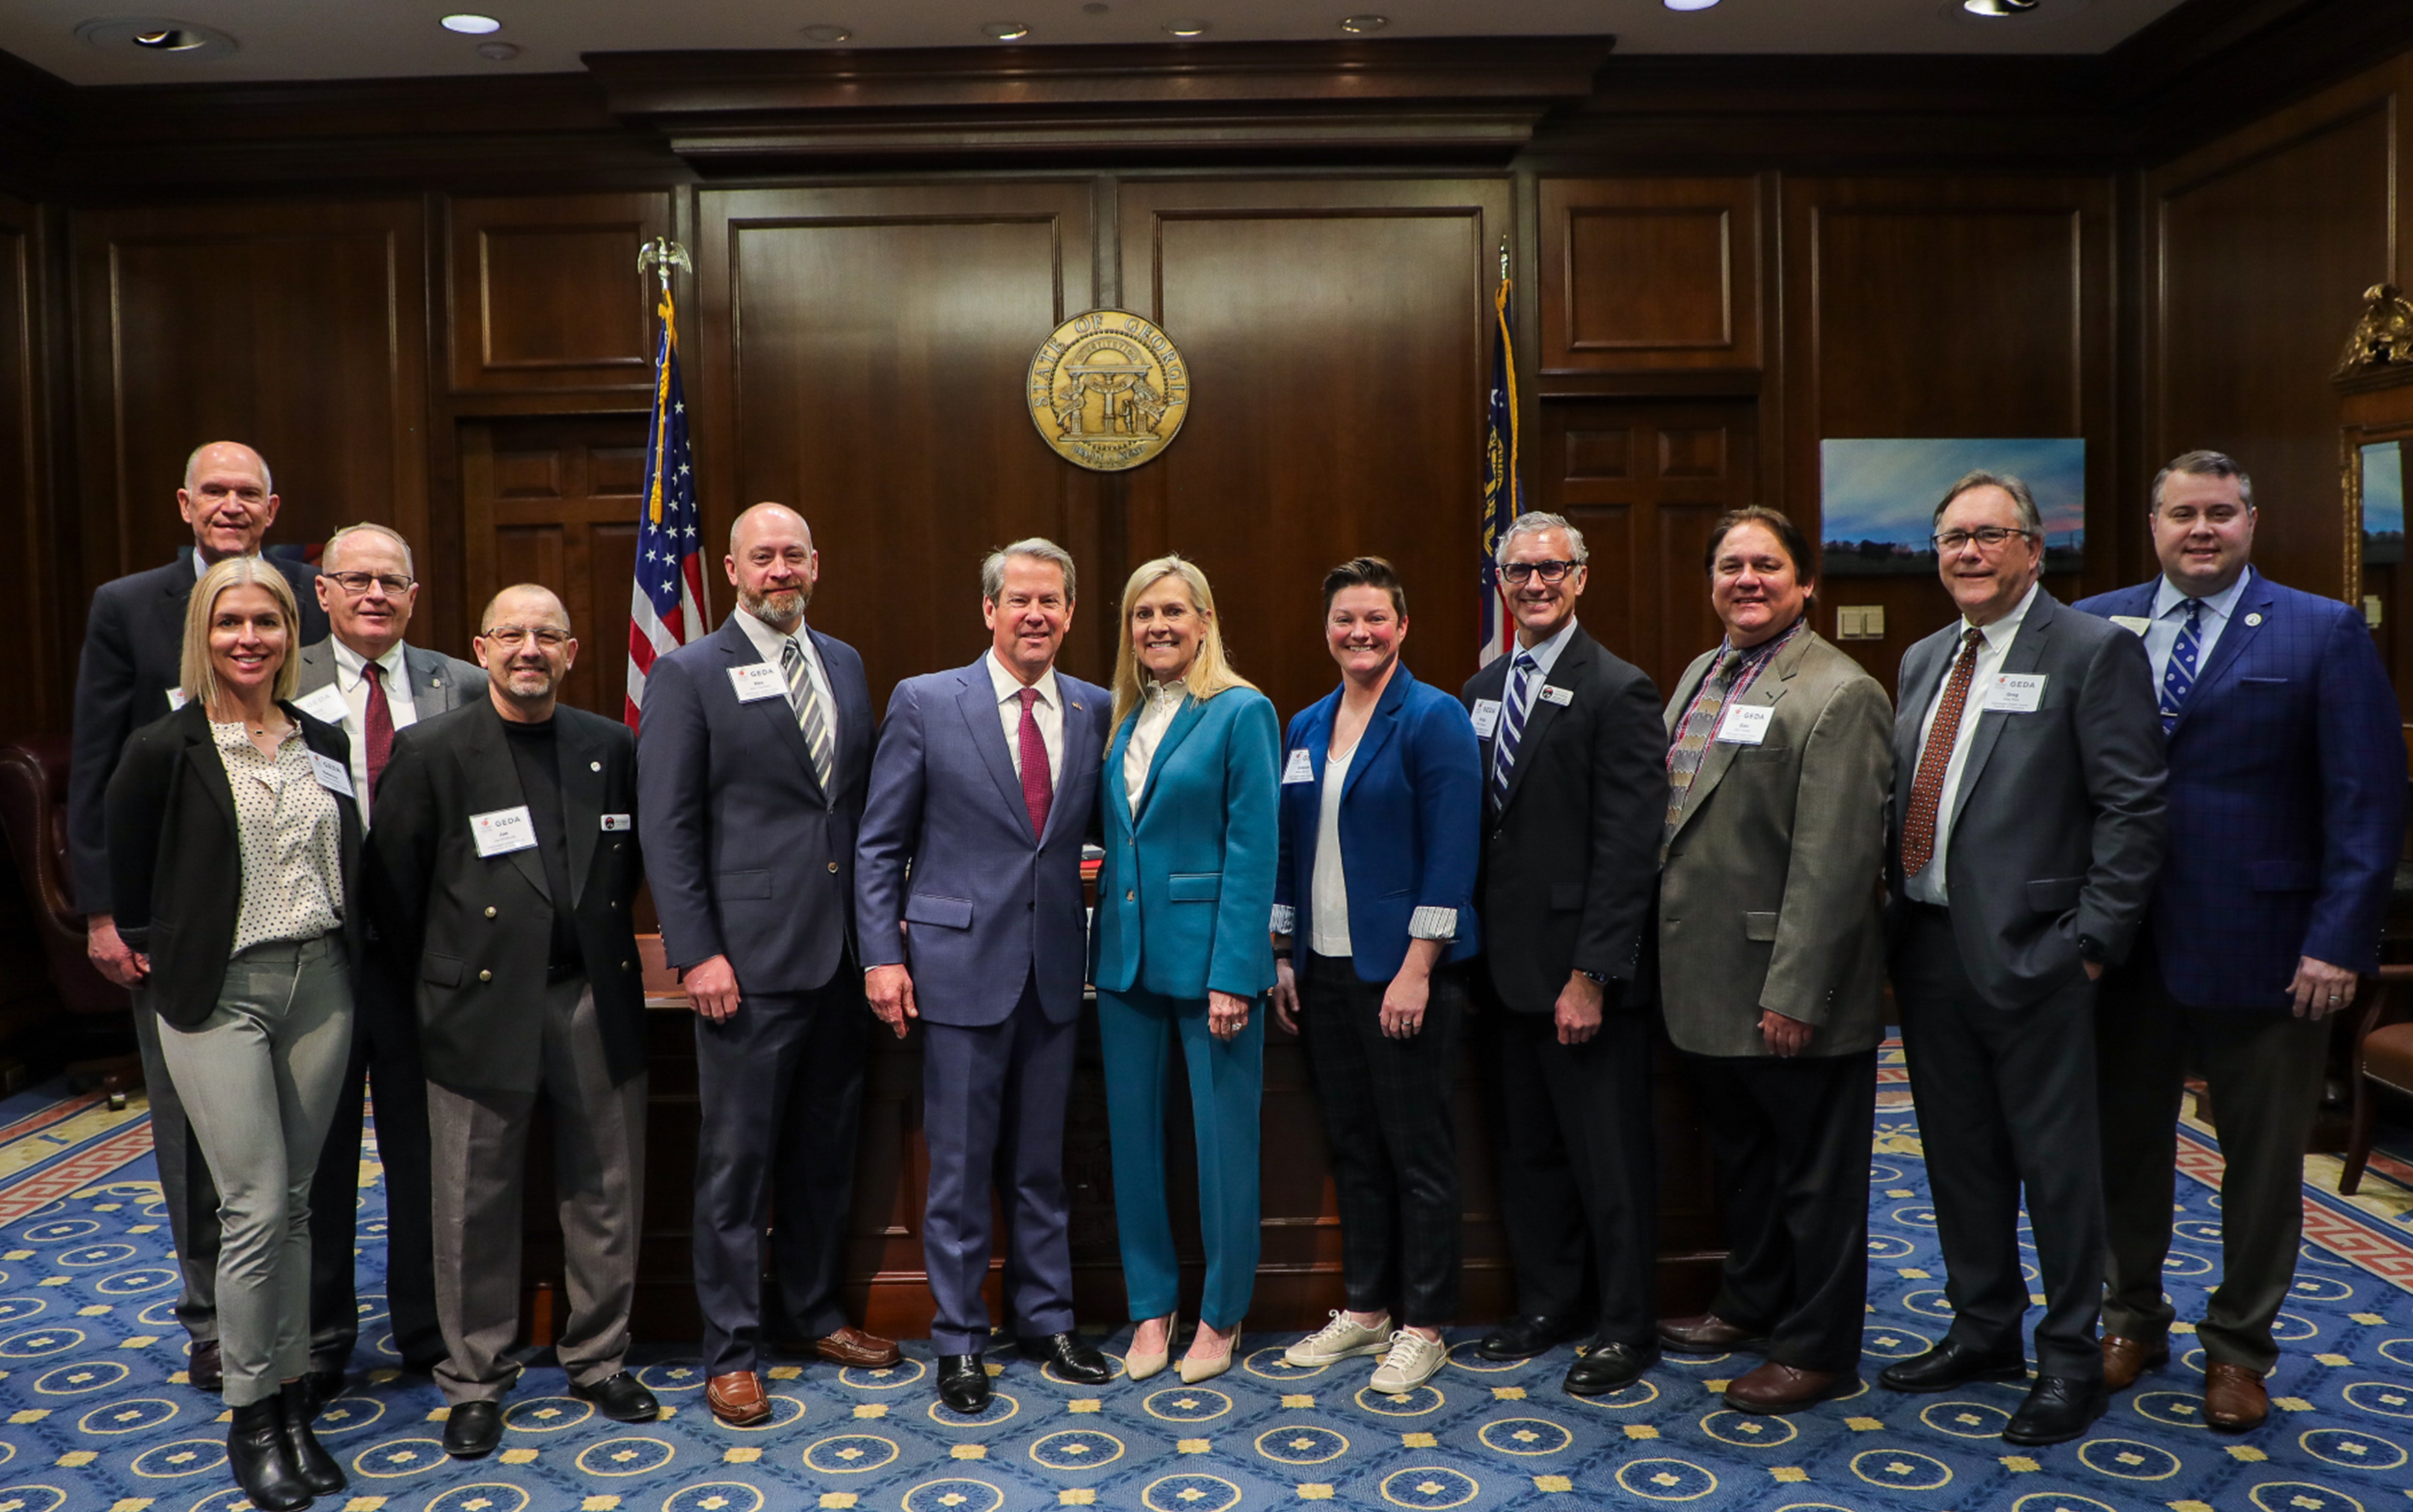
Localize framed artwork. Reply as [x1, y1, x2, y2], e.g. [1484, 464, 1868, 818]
[1820, 438, 2085, 576]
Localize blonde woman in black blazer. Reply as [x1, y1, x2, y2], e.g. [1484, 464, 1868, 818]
[107, 557, 362, 1512]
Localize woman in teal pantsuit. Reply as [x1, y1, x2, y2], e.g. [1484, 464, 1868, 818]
[1091, 555, 1280, 1386]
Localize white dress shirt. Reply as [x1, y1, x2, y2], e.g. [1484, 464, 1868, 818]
[734, 606, 841, 752]
[332, 638, 418, 823]
[986, 649, 1064, 791]
[2145, 565, 2252, 687]
[1122, 679, 1184, 816]
[1905, 580, 2039, 907]
[1309, 736, 1359, 957]
[1504, 615, 1580, 721]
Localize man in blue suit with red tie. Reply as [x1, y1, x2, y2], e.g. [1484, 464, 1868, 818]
[2077, 450, 2405, 1433]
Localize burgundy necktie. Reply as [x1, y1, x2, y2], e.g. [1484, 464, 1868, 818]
[1899, 627, 1984, 877]
[1017, 685, 1052, 840]
[361, 660, 397, 797]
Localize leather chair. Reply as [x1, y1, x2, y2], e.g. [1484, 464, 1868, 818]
[0, 736, 140, 1102]
[2340, 963, 2413, 1195]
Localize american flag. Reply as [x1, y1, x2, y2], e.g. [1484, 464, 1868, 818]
[624, 284, 709, 732]
[1479, 244, 1525, 667]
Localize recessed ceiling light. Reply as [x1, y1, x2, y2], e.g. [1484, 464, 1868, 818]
[982, 20, 1030, 39]
[801, 23, 852, 42]
[1664, 0, 1722, 10]
[475, 40, 518, 60]
[75, 17, 238, 58]
[440, 14, 503, 35]
[131, 28, 204, 49]
[1339, 14, 1387, 32]
[1164, 18, 1210, 36]
[1962, 0, 2040, 13]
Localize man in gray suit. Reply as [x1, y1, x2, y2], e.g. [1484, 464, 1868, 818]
[291, 522, 481, 1399]
[1879, 471, 2166, 1446]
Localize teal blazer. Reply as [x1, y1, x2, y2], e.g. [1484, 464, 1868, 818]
[1090, 685, 1282, 1001]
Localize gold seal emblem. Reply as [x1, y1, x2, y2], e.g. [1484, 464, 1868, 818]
[1028, 310, 1190, 471]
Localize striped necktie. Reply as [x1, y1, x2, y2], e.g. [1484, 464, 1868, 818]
[1490, 652, 1539, 810]
[1664, 648, 1745, 846]
[2159, 598, 2202, 735]
[781, 637, 836, 795]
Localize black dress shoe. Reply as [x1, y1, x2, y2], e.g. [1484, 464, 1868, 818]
[2003, 1373, 2109, 1446]
[227, 1397, 312, 1512]
[280, 1379, 345, 1495]
[189, 1338, 224, 1394]
[1878, 1339, 2028, 1394]
[1564, 1340, 1656, 1396]
[1477, 1314, 1590, 1361]
[937, 1353, 991, 1413]
[1019, 1332, 1113, 1384]
[574, 1371, 661, 1424]
[443, 1399, 503, 1459]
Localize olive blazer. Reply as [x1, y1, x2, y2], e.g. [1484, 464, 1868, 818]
[1659, 628, 1892, 1057]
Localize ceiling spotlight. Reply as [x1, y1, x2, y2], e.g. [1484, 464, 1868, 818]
[800, 23, 852, 42]
[75, 17, 238, 57]
[1962, 0, 2040, 13]
[1339, 14, 1388, 32]
[1164, 18, 1209, 36]
[440, 14, 503, 35]
[982, 20, 1030, 38]
[1663, 0, 1722, 9]
[131, 28, 205, 48]
[475, 40, 518, 59]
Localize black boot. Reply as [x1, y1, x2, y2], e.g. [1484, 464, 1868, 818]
[228, 1397, 312, 1512]
[280, 1379, 345, 1495]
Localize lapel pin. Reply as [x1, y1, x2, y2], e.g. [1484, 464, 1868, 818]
[591, 761, 602, 772]
[2245, 613, 2263, 627]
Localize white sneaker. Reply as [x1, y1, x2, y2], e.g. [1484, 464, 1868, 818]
[1285, 1310, 1394, 1368]
[1368, 1329, 1446, 1393]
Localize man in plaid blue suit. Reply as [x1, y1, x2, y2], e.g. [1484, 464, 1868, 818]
[2076, 449, 2405, 1433]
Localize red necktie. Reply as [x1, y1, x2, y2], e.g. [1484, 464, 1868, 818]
[1017, 685, 1052, 840]
[362, 660, 397, 798]
[1899, 627, 1984, 877]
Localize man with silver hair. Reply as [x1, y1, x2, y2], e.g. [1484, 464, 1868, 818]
[1460, 511, 1670, 1395]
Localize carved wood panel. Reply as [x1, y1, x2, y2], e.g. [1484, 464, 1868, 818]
[1540, 176, 1764, 373]
[447, 191, 674, 395]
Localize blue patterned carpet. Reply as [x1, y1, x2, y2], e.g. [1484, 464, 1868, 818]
[3, 1044, 2412, 1511]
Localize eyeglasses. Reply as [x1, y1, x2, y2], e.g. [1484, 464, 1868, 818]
[1500, 559, 1584, 585]
[480, 624, 570, 648]
[1930, 527, 2035, 553]
[327, 571, 414, 596]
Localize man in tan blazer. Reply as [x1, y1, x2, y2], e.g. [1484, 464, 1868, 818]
[1657, 506, 1893, 1416]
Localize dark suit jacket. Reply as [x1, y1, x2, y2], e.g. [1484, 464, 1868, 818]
[1460, 626, 1664, 1012]
[2074, 572, 2406, 1009]
[102, 699, 364, 1029]
[1886, 588, 2168, 1010]
[637, 614, 874, 994]
[69, 548, 327, 916]
[366, 698, 647, 1092]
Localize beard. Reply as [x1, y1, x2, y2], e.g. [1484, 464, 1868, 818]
[742, 583, 810, 622]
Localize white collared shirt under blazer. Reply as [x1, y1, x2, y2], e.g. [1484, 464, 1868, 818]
[1659, 626, 1894, 1058]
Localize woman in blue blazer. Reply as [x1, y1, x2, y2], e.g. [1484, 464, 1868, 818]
[1091, 555, 1281, 1385]
[1268, 556, 1482, 1396]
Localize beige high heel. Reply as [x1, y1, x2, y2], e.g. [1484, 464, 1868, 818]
[1126, 1313, 1178, 1382]
[1179, 1321, 1240, 1385]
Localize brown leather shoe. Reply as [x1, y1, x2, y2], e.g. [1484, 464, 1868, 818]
[2101, 1334, 2168, 1391]
[1724, 1361, 1851, 1415]
[1658, 1314, 1768, 1354]
[706, 1370, 771, 1426]
[2203, 1361, 2269, 1432]
[814, 1326, 901, 1368]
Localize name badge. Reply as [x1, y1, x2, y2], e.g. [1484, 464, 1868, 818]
[294, 684, 349, 724]
[728, 663, 787, 703]
[470, 805, 539, 858]
[2108, 615, 2150, 637]
[165, 688, 188, 712]
[1469, 699, 1502, 737]
[1984, 673, 2047, 713]
[1538, 684, 1573, 706]
[308, 750, 355, 798]
[1715, 704, 1774, 745]
[601, 814, 632, 832]
[1282, 749, 1316, 784]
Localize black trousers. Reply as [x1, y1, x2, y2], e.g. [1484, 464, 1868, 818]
[1299, 952, 1463, 1326]
[1681, 1048, 1876, 1372]
[692, 959, 870, 1377]
[308, 975, 442, 1371]
[1895, 907, 2105, 1382]
[1480, 1004, 1659, 1350]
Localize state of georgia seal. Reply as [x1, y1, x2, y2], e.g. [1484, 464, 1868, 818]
[1027, 310, 1190, 471]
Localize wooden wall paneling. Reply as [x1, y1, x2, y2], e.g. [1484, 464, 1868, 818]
[693, 182, 1099, 708]
[1538, 176, 1763, 374]
[69, 198, 432, 618]
[2149, 60, 2406, 604]
[0, 194, 57, 744]
[1781, 175, 2114, 698]
[447, 191, 674, 395]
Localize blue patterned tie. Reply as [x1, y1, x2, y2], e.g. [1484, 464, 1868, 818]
[1490, 652, 1538, 810]
[2159, 598, 2202, 735]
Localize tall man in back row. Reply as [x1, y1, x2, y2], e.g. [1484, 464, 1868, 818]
[1882, 471, 2166, 1447]
[2077, 451, 2405, 1431]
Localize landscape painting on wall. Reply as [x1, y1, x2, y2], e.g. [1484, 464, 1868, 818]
[2364, 440, 2405, 567]
[1820, 438, 2086, 576]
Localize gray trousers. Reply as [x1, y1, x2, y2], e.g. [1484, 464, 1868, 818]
[131, 1004, 221, 1344]
[155, 933, 355, 1406]
[427, 979, 647, 1405]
